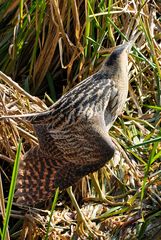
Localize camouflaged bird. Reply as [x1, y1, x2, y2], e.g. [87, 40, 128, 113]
[14, 42, 133, 205]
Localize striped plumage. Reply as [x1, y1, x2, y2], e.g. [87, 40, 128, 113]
[15, 42, 132, 205]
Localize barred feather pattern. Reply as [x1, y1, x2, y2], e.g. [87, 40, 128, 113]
[15, 43, 130, 205]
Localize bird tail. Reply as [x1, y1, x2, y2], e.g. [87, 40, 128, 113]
[15, 146, 57, 205]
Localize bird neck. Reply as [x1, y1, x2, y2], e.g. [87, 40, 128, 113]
[113, 68, 128, 92]
[101, 54, 129, 90]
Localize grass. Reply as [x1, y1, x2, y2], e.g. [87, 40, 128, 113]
[44, 187, 59, 240]
[1, 140, 21, 240]
[0, 0, 161, 239]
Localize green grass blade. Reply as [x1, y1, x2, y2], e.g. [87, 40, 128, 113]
[95, 206, 129, 220]
[44, 187, 59, 240]
[19, 0, 24, 28]
[144, 104, 161, 111]
[2, 140, 22, 240]
[0, 1, 13, 21]
[29, 0, 46, 78]
[84, 0, 91, 57]
[127, 136, 161, 149]
[151, 150, 161, 164]
[141, 142, 158, 201]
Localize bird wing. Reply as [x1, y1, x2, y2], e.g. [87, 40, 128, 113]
[15, 117, 115, 205]
[47, 117, 115, 188]
[24, 74, 114, 126]
[15, 74, 116, 205]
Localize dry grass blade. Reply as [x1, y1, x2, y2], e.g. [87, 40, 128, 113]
[0, 72, 46, 109]
[0, 173, 10, 240]
[32, 23, 60, 93]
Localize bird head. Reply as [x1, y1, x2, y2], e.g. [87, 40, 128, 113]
[109, 41, 132, 62]
[102, 41, 133, 78]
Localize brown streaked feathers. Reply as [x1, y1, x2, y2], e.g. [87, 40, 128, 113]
[15, 119, 114, 204]
[15, 42, 132, 205]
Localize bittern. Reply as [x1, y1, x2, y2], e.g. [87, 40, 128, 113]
[1, 40, 134, 235]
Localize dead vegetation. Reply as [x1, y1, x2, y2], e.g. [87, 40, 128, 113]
[0, 0, 161, 239]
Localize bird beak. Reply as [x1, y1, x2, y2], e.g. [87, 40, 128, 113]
[115, 41, 133, 54]
[124, 41, 133, 53]
[125, 32, 141, 53]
